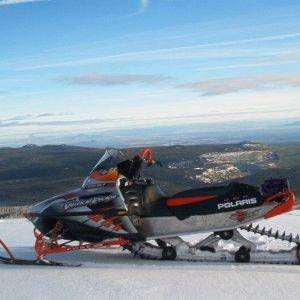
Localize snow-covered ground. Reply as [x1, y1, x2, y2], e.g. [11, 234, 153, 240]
[0, 212, 300, 300]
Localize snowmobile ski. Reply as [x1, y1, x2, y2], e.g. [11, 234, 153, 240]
[0, 255, 80, 267]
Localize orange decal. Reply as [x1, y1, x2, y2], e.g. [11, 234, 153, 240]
[90, 168, 119, 182]
[167, 195, 216, 207]
[89, 214, 102, 222]
[264, 192, 296, 219]
[102, 216, 118, 227]
[113, 224, 122, 231]
[230, 210, 246, 222]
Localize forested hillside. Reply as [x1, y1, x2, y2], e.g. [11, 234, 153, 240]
[0, 142, 299, 206]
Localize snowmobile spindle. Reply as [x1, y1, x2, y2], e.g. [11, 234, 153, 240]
[33, 228, 129, 261]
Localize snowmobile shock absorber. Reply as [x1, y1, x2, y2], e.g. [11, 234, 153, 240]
[48, 221, 64, 239]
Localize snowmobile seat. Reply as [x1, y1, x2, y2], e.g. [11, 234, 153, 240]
[170, 182, 259, 200]
[167, 182, 264, 220]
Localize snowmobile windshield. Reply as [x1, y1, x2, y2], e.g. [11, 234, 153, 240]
[93, 149, 126, 175]
[82, 149, 127, 188]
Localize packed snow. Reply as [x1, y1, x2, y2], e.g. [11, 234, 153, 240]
[0, 211, 300, 300]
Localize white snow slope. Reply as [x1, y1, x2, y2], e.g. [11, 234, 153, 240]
[0, 211, 300, 300]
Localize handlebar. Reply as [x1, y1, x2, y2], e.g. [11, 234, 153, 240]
[138, 148, 162, 166]
[139, 148, 154, 164]
[117, 148, 162, 180]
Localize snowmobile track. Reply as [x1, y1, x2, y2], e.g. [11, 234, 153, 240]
[239, 223, 300, 244]
[131, 226, 300, 266]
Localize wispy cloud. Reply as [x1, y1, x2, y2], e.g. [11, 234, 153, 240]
[0, 0, 45, 5]
[1, 108, 300, 129]
[119, 0, 149, 18]
[66, 73, 172, 86]
[15, 32, 300, 71]
[177, 74, 300, 95]
[132, 0, 149, 16]
[0, 113, 71, 123]
[1, 114, 33, 122]
[0, 117, 133, 128]
[197, 51, 300, 72]
[197, 59, 299, 72]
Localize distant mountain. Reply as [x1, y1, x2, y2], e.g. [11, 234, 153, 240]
[0, 142, 299, 206]
[283, 121, 300, 127]
[1, 120, 300, 148]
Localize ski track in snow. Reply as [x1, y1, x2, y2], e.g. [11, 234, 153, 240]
[0, 212, 300, 300]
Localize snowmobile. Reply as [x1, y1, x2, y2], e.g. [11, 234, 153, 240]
[0, 148, 299, 266]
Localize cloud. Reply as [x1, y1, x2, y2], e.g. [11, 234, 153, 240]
[35, 113, 71, 118]
[66, 73, 172, 86]
[279, 51, 300, 61]
[197, 58, 300, 72]
[1, 108, 300, 129]
[135, 0, 149, 15]
[177, 74, 300, 95]
[0, 113, 71, 123]
[0, 117, 133, 128]
[16, 32, 300, 71]
[1, 115, 33, 123]
[0, 0, 45, 5]
[196, 51, 300, 72]
[119, 0, 149, 18]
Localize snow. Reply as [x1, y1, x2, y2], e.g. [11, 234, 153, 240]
[0, 212, 300, 300]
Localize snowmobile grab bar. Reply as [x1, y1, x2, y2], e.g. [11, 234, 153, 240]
[263, 191, 295, 204]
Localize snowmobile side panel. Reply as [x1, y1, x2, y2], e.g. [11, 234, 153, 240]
[167, 182, 264, 220]
[263, 191, 296, 219]
[138, 205, 271, 238]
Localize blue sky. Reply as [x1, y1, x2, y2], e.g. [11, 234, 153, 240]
[0, 0, 300, 146]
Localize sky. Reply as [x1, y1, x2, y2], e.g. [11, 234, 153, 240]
[0, 0, 300, 146]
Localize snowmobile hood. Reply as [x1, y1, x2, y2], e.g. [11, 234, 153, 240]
[26, 188, 82, 218]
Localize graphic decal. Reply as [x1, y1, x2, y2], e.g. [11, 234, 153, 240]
[64, 194, 117, 210]
[230, 210, 246, 222]
[230, 208, 261, 222]
[217, 198, 257, 210]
